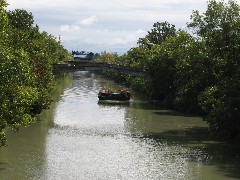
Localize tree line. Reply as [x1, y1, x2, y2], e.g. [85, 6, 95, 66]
[0, 0, 70, 146]
[97, 0, 240, 141]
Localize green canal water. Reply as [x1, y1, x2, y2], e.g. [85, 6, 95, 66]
[0, 71, 240, 180]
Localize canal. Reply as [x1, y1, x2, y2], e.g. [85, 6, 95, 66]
[0, 71, 240, 180]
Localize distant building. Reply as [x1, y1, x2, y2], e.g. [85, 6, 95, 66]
[71, 51, 94, 61]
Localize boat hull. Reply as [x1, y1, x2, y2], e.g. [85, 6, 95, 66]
[98, 96, 130, 101]
[98, 100, 130, 105]
[98, 90, 131, 101]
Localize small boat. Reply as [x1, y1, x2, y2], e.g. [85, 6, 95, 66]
[98, 90, 131, 101]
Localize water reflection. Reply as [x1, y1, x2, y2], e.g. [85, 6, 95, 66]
[0, 71, 239, 180]
[0, 73, 73, 180]
[124, 99, 240, 179]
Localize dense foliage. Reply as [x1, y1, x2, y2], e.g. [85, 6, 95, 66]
[97, 0, 240, 140]
[0, 0, 70, 146]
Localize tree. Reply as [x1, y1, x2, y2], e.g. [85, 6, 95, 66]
[0, 3, 70, 146]
[0, 0, 9, 146]
[138, 21, 176, 48]
[188, 0, 240, 139]
[86, 52, 94, 60]
[97, 51, 119, 64]
[8, 9, 34, 29]
[0, 5, 40, 146]
[143, 22, 177, 101]
[126, 47, 150, 68]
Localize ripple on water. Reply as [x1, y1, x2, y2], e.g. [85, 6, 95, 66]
[42, 72, 212, 180]
[44, 121, 211, 180]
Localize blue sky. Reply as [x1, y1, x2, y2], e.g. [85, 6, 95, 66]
[6, 0, 226, 54]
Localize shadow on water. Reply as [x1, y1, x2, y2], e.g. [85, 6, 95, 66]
[97, 101, 131, 107]
[0, 162, 6, 172]
[143, 124, 240, 179]
[135, 107, 240, 179]
[130, 102, 197, 117]
[146, 127, 211, 143]
[153, 110, 198, 117]
[125, 98, 240, 179]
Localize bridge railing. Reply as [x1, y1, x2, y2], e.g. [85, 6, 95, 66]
[52, 61, 149, 79]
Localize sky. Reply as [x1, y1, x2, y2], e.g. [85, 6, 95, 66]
[6, 0, 219, 54]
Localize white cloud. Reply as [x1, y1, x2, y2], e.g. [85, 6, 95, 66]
[79, 16, 98, 25]
[135, 29, 147, 36]
[60, 25, 80, 32]
[59, 16, 97, 33]
[7, 0, 240, 53]
[111, 34, 137, 45]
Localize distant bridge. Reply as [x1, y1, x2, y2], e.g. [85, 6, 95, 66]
[53, 61, 149, 79]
